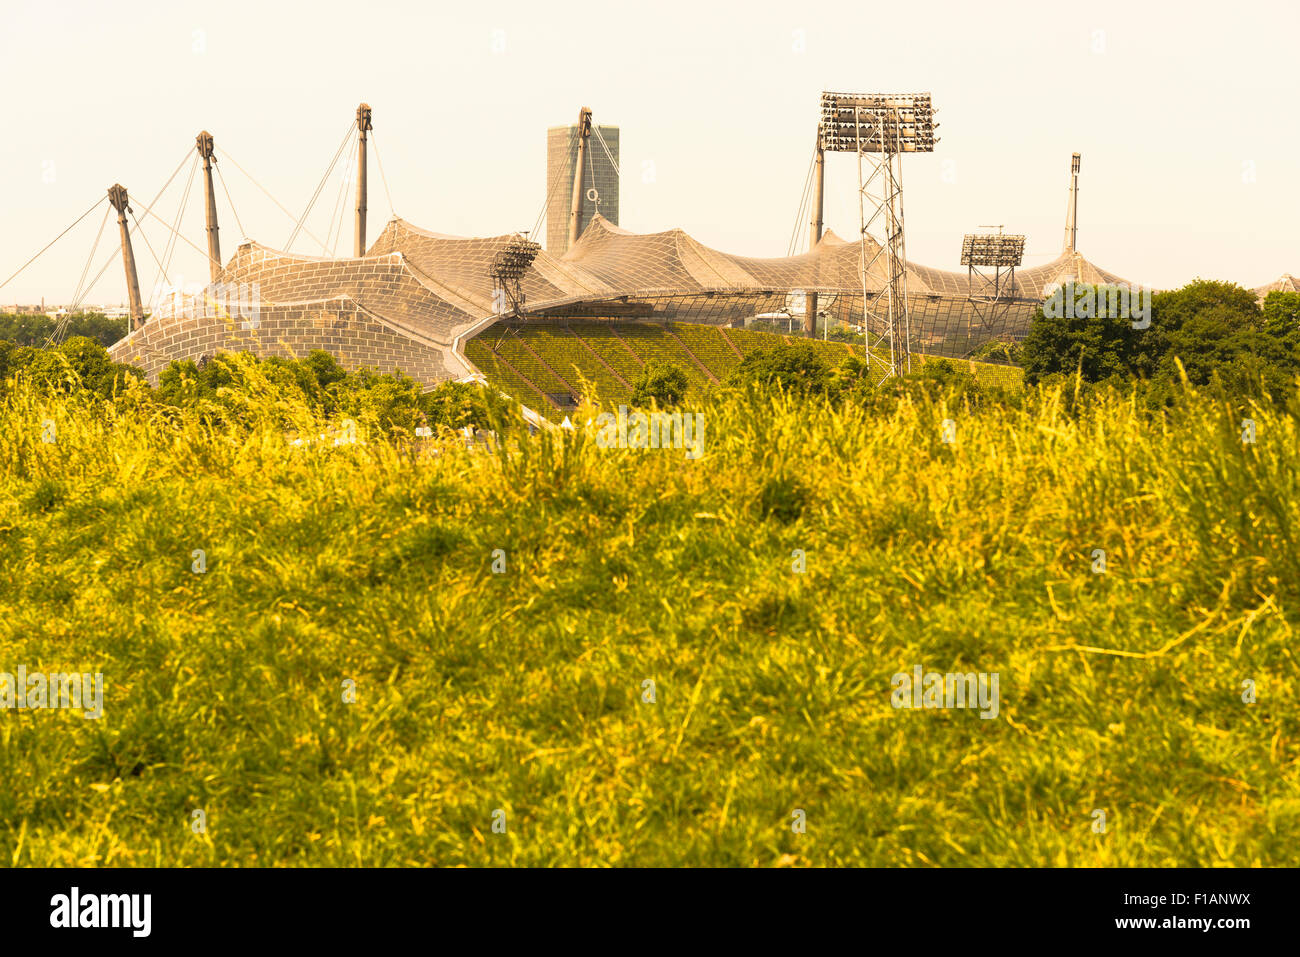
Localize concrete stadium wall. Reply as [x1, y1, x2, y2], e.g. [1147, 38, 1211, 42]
[108, 302, 455, 386]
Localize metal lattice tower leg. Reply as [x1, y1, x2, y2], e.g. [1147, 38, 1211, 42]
[967, 261, 1015, 351]
[854, 112, 914, 381]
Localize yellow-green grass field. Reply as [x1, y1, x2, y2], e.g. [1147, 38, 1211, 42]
[0, 374, 1295, 866]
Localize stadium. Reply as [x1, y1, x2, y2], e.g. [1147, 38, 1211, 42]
[48, 97, 1273, 413]
[6, 0, 1300, 886]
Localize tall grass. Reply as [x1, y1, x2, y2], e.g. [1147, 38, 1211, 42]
[0, 370, 1296, 866]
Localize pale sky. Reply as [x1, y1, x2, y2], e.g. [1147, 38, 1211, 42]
[1, 0, 1297, 305]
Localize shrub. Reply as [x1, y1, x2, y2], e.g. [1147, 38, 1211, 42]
[630, 359, 689, 408]
[725, 342, 834, 396]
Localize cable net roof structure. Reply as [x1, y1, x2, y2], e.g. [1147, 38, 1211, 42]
[109, 211, 1135, 386]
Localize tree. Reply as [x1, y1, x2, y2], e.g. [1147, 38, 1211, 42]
[61, 313, 130, 346]
[1146, 279, 1261, 369]
[1021, 279, 1267, 386]
[630, 360, 689, 407]
[1150, 279, 1260, 333]
[1020, 286, 1148, 384]
[0, 336, 141, 397]
[0, 340, 16, 381]
[302, 350, 349, 390]
[1157, 306, 1299, 399]
[725, 343, 834, 396]
[0, 311, 127, 347]
[421, 380, 510, 431]
[0, 313, 55, 346]
[57, 336, 114, 383]
[1261, 291, 1300, 339]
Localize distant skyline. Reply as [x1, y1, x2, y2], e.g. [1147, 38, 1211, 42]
[1, 0, 1298, 304]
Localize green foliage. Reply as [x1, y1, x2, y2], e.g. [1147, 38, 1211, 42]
[0, 313, 56, 346]
[968, 338, 1023, 365]
[153, 350, 512, 437]
[725, 342, 835, 396]
[1021, 280, 1300, 406]
[1, 335, 143, 398]
[721, 349, 1018, 414]
[0, 311, 129, 347]
[423, 380, 512, 431]
[823, 325, 862, 343]
[1157, 307, 1300, 396]
[1020, 285, 1152, 383]
[4, 340, 511, 439]
[629, 359, 689, 408]
[1261, 291, 1300, 338]
[1150, 279, 1262, 342]
[838, 356, 1022, 415]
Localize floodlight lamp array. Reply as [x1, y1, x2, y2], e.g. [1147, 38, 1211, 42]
[819, 92, 936, 154]
[489, 237, 542, 281]
[960, 233, 1026, 267]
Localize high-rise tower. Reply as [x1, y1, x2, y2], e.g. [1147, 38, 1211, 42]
[546, 115, 619, 254]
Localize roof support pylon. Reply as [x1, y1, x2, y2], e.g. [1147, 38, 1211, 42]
[567, 107, 593, 251]
[107, 184, 144, 330]
[196, 131, 221, 281]
[355, 103, 372, 257]
[1063, 152, 1081, 254]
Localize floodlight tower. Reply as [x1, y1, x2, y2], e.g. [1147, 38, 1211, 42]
[805, 125, 825, 338]
[107, 184, 144, 330]
[489, 235, 542, 318]
[1063, 152, 1080, 253]
[567, 107, 593, 250]
[354, 103, 373, 257]
[819, 92, 937, 379]
[961, 227, 1025, 346]
[196, 131, 221, 281]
